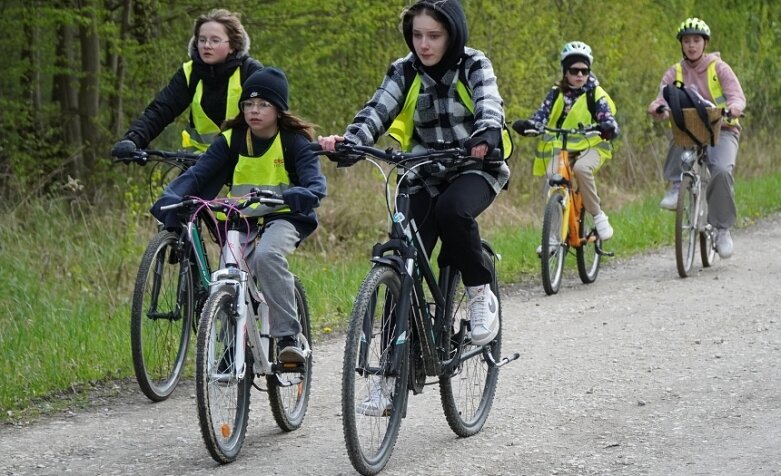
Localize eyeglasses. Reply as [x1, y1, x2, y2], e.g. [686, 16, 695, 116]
[567, 67, 590, 76]
[197, 37, 230, 47]
[241, 100, 275, 111]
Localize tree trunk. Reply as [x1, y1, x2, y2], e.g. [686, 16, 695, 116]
[78, 6, 101, 179]
[53, 22, 84, 179]
[109, 0, 132, 138]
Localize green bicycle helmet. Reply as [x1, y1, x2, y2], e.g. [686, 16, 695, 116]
[677, 17, 710, 41]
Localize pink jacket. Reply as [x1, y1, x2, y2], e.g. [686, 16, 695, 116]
[648, 52, 746, 134]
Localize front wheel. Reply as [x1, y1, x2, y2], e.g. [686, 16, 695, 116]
[675, 175, 698, 278]
[541, 192, 567, 295]
[130, 230, 193, 402]
[576, 206, 601, 284]
[439, 242, 501, 437]
[267, 277, 313, 431]
[342, 265, 410, 476]
[195, 287, 252, 464]
[699, 169, 717, 268]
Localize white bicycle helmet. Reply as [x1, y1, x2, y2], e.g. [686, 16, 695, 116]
[677, 17, 710, 40]
[560, 41, 593, 66]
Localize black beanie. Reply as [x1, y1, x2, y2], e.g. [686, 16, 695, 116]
[561, 54, 591, 74]
[239, 67, 289, 111]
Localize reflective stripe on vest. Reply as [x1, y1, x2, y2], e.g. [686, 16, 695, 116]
[387, 74, 514, 159]
[675, 62, 739, 126]
[533, 86, 615, 176]
[182, 61, 242, 151]
[221, 129, 292, 218]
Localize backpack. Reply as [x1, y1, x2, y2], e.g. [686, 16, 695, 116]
[550, 87, 599, 128]
[663, 81, 717, 147]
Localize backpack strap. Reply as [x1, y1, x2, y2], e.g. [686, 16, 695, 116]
[280, 130, 299, 184]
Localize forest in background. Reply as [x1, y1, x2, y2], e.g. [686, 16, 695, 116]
[0, 0, 778, 236]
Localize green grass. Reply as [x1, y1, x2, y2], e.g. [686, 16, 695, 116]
[1, 170, 780, 419]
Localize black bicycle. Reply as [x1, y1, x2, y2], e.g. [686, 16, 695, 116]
[115, 149, 212, 401]
[313, 143, 519, 475]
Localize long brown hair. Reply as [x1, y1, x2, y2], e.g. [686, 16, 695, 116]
[221, 110, 318, 141]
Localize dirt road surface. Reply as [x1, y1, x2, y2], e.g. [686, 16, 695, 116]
[2, 215, 780, 476]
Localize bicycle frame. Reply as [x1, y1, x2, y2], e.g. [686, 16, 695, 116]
[205, 200, 311, 384]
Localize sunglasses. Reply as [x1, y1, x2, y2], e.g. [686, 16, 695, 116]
[567, 67, 590, 76]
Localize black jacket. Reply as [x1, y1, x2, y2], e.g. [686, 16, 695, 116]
[124, 45, 262, 148]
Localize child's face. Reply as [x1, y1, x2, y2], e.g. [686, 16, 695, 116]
[565, 61, 590, 89]
[681, 34, 706, 61]
[241, 98, 279, 138]
[411, 13, 449, 67]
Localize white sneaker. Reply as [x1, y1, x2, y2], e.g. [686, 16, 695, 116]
[356, 377, 393, 417]
[536, 239, 559, 257]
[466, 284, 499, 346]
[593, 212, 614, 241]
[659, 184, 680, 210]
[715, 228, 733, 259]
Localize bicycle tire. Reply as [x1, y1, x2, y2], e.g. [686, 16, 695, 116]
[541, 192, 567, 295]
[439, 243, 501, 437]
[267, 276, 313, 431]
[195, 287, 252, 464]
[699, 168, 717, 267]
[675, 175, 698, 278]
[576, 205, 601, 284]
[342, 265, 410, 476]
[130, 230, 193, 402]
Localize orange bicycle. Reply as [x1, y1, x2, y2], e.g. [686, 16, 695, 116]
[518, 124, 614, 295]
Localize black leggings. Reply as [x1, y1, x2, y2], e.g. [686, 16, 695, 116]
[408, 174, 496, 286]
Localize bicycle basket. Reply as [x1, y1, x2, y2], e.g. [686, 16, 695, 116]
[670, 107, 722, 148]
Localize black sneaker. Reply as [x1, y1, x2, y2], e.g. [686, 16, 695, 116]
[277, 336, 306, 364]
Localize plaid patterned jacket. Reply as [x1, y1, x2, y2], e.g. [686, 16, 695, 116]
[344, 48, 510, 195]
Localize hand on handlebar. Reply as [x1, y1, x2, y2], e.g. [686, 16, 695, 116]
[511, 119, 543, 137]
[111, 139, 144, 162]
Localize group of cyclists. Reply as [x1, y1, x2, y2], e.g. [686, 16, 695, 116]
[111, 0, 746, 428]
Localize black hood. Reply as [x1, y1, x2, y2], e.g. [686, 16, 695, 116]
[402, 0, 468, 75]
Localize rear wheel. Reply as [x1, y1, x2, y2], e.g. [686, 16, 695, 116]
[576, 206, 601, 283]
[195, 287, 252, 464]
[675, 175, 698, 278]
[439, 243, 501, 437]
[267, 277, 313, 431]
[342, 265, 409, 476]
[130, 230, 192, 402]
[541, 192, 567, 295]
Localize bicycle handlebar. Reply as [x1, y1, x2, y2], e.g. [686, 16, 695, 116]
[309, 142, 503, 168]
[654, 105, 742, 121]
[112, 149, 201, 168]
[513, 122, 601, 138]
[159, 189, 284, 214]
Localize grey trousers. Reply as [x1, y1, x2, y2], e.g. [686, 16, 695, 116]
[663, 129, 739, 229]
[238, 219, 302, 338]
[544, 148, 604, 216]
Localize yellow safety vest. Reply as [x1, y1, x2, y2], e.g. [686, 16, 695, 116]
[388, 74, 514, 159]
[181, 61, 242, 152]
[221, 129, 292, 218]
[533, 86, 616, 176]
[674, 62, 739, 126]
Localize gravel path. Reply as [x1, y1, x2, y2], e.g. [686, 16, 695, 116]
[2, 215, 780, 476]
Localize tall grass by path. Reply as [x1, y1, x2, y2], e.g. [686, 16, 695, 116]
[1, 169, 780, 419]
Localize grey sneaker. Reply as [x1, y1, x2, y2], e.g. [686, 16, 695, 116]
[659, 184, 680, 210]
[278, 336, 306, 364]
[467, 284, 499, 346]
[356, 377, 393, 417]
[715, 228, 733, 259]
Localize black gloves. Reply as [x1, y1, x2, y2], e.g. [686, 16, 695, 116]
[598, 120, 618, 141]
[282, 187, 319, 214]
[464, 129, 501, 153]
[111, 139, 138, 159]
[511, 119, 542, 136]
